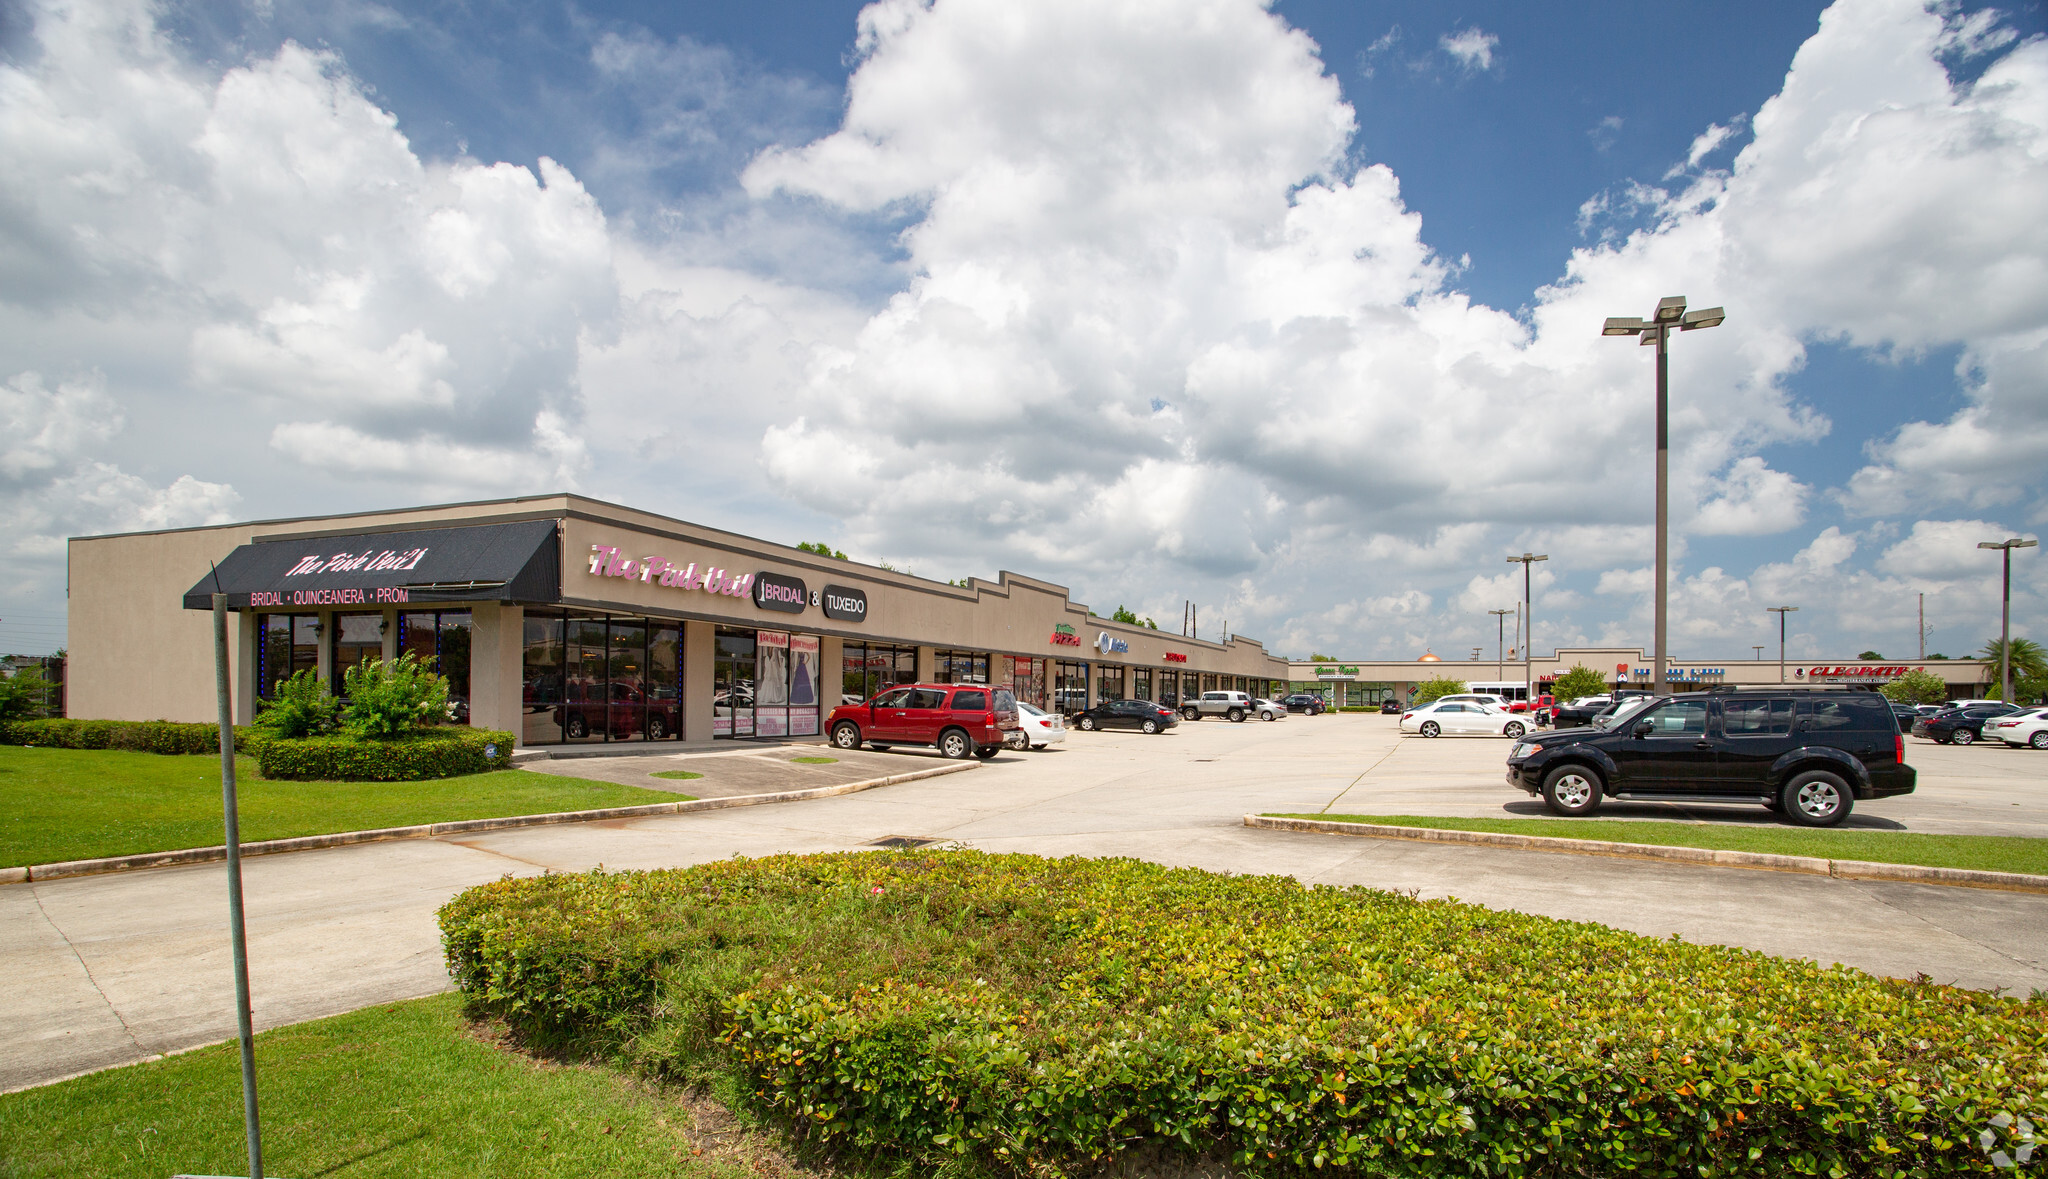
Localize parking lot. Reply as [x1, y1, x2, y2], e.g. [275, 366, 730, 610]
[4, 709, 2045, 1092]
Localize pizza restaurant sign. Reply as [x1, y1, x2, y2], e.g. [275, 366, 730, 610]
[1799, 665, 1925, 681]
[1050, 623, 1082, 647]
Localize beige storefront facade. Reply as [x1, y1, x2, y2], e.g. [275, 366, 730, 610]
[67, 494, 1290, 745]
[1288, 648, 2000, 707]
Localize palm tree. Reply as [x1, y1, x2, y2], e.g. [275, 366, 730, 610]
[1978, 636, 2048, 698]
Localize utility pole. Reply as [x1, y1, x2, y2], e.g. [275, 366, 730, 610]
[1507, 553, 1549, 701]
[1918, 592, 1925, 660]
[1489, 608, 1513, 685]
[1768, 606, 1798, 685]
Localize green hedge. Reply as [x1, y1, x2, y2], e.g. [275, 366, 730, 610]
[259, 728, 514, 781]
[0, 717, 259, 755]
[440, 853, 2047, 1178]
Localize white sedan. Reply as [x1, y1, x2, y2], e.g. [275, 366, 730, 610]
[1988, 707, 2048, 750]
[1009, 700, 1068, 749]
[1400, 699, 1532, 739]
[1252, 698, 1290, 721]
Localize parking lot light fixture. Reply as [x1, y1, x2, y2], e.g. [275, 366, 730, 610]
[1768, 605, 1799, 684]
[1978, 538, 2039, 702]
[1603, 294, 1725, 695]
[1489, 608, 1513, 682]
[1507, 554, 1548, 701]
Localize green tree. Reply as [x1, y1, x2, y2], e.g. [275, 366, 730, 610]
[1978, 637, 2047, 698]
[340, 652, 451, 737]
[1879, 668, 1949, 706]
[1310, 653, 1335, 663]
[1411, 676, 1468, 704]
[1857, 650, 1883, 660]
[0, 667, 53, 721]
[1551, 664, 1609, 702]
[1112, 605, 1140, 624]
[796, 541, 847, 560]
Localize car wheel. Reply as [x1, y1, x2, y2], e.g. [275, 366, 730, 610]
[1182, 707, 1199, 721]
[1504, 721, 1526, 738]
[1261, 710, 1276, 721]
[565, 714, 588, 739]
[831, 722, 861, 750]
[974, 746, 999, 760]
[1541, 765, 1603, 816]
[939, 728, 973, 759]
[2033, 731, 2048, 750]
[1078, 715, 1096, 731]
[1142, 719, 1160, 734]
[1952, 729, 1975, 745]
[1782, 770, 1853, 827]
[1419, 721, 1440, 737]
[1227, 708, 1245, 723]
[646, 715, 667, 740]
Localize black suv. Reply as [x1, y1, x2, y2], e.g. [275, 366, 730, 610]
[1506, 688, 1914, 827]
[1283, 693, 1327, 715]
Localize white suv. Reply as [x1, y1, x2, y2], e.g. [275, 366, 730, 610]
[1181, 691, 1256, 723]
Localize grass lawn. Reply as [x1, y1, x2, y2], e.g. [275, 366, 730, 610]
[0, 993, 766, 1179]
[1266, 813, 2048, 876]
[0, 746, 683, 868]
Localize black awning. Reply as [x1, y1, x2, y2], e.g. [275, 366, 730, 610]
[184, 518, 560, 610]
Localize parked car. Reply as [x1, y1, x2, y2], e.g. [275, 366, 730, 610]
[1251, 698, 1290, 721]
[1507, 689, 1915, 827]
[1282, 693, 1327, 715]
[1507, 694, 1554, 715]
[1181, 690, 1257, 722]
[1589, 696, 1657, 731]
[1885, 702, 1919, 734]
[1008, 700, 1067, 750]
[1379, 698, 1404, 715]
[1400, 699, 1532, 738]
[1988, 707, 2048, 749]
[1922, 702, 2025, 745]
[1551, 690, 1649, 730]
[1437, 693, 1511, 709]
[1074, 698, 1180, 734]
[828, 683, 1020, 759]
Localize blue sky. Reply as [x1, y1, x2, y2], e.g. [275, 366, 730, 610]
[2, 0, 2045, 665]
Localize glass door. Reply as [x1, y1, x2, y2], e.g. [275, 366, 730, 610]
[565, 617, 608, 743]
[607, 619, 648, 742]
[714, 628, 757, 738]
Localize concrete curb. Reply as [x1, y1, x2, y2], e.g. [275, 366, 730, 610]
[9, 761, 979, 883]
[1243, 814, 2048, 895]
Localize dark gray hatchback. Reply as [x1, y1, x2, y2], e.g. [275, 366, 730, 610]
[1505, 688, 1915, 827]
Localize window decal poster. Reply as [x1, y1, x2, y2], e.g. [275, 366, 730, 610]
[789, 634, 821, 735]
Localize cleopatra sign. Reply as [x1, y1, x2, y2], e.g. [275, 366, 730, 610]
[1798, 665, 1924, 681]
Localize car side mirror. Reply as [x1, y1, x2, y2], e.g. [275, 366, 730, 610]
[1632, 720, 1654, 738]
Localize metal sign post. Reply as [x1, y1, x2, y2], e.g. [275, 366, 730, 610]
[181, 591, 266, 1179]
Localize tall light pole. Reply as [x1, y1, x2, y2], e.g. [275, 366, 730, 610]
[1752, 645, 1765, 661]
[1604, 296, 1725, 696]
[1977, 538, 2038, 702]
[1768, 606, 1798, 684]
[1489, 608, 1513, 685]
[1507, 553, 1548, 700]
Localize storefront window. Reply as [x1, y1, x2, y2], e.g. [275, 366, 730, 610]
[520, 611, 682, 745]
[714, 627, 756, 738]
[257, 613, 319, 697]
[1009, 657, 1046, 709]
[1096, 664, 1126, 704]
[1133, 668, 1152, 701]
[399, 611, 472, 720]
[522, 614, 564, 745]
[330, 613, 383, 695]
[934, 650, 990, 684]
[841, 643, 916, 704]
[1159, 670, 1183, 707]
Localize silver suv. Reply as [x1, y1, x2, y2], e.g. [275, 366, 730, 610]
[1181, 690, 1255, 723]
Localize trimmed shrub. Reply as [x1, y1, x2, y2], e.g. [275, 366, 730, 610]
[0, 717, 260, 754]
[258, 728, 514, 781]
[441, 853, 2047, 1178]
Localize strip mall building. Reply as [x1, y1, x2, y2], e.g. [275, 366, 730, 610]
[67, 495, 1290, 747]
[1288, 650, 1999, 707]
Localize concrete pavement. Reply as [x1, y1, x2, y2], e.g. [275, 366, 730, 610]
[5, 713, 2045, 1093]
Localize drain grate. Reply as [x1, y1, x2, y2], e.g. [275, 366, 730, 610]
[869, 835, 937, 849]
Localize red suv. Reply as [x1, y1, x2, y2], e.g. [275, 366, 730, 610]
[828, 683, 1020, 759]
